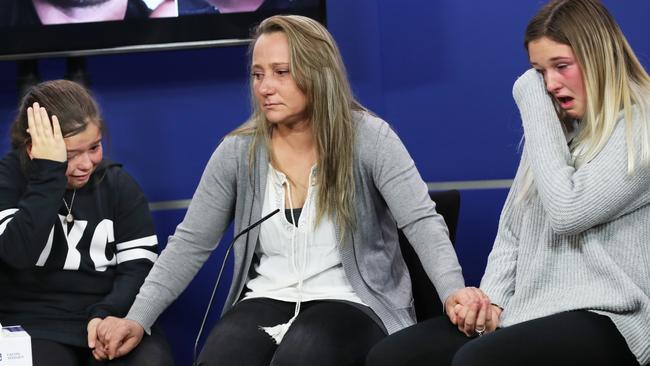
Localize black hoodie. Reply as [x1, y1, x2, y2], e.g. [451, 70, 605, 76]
[0, 150, 158, 347]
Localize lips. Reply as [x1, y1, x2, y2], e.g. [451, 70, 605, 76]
[556, 96, 575, 109]
[72, 173, 90, 181]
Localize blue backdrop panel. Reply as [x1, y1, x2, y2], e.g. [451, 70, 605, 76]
[454, 189, 510, 286]
[0, 1, 649, 364]
[152, 209, 234, 365]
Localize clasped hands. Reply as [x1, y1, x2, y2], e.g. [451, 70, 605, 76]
[87, 317, 144, 361]
[445, 287, 502, 338]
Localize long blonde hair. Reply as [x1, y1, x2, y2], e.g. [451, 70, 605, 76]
[520, 0, 650, 198]
[231, 15, 364, 233]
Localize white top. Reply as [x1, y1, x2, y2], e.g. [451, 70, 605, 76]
[244, 164, 364, 305]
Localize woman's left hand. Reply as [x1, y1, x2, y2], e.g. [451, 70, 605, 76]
[445, 287, 500, 337]
[454, 302, 501, 336]
[444, 287, 487, 324]
[87, 317, 109, 360]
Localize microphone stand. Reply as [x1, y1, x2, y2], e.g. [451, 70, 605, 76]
[192, 208, 280, 366]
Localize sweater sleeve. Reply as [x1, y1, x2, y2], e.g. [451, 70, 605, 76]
[513, 69, 650, 235]
[479, 149, 528, 309]
[0, 156, 67, 269]
[126, 137, 238, 331]
[87, 169, 158, 320]
[370, 120, 465, 305]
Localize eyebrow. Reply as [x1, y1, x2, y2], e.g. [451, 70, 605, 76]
[530, 56, 573, 65]
[67, 138, 102, 153]
[252, 62, 290, 69]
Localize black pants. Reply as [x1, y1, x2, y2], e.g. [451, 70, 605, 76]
[31, 325, 174, 366]
[366, 311, 639, 366]
[197, 298, 387, 366]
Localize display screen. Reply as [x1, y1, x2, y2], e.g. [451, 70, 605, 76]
[0, 0, 325, 60]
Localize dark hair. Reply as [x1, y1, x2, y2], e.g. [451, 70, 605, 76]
[10, 79, 106, 170]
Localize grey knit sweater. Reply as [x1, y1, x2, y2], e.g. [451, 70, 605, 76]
[481, 69, 650, 365]
[126, 111, 465, 335]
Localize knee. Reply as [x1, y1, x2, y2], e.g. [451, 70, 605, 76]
[117, 331, 175, 366]
[271, 339, 369, 366]
[451, 341, 488, 366]
[365, 337, 402, 366]
[271, 341, 322, 366]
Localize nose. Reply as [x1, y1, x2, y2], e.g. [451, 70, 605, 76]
[258, 76, 276, 95]
[544, 71, 561, 93]
[75, 153, 93, 171]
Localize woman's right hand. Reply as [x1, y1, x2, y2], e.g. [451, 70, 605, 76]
[95, 316, 145, 360]
[26, 102, 66, 163]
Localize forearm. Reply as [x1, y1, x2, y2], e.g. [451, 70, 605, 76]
[514, 69, 650, 234]
[125, 230, 213, 331]
[127, 142, 238, 330]
[89, 260, 154, 319]
[403, 214, 465, 304]
[372, 121, 464, 302]
[0, 159, 67, 268]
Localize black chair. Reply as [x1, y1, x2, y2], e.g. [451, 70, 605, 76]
[398, 190, 461, 322]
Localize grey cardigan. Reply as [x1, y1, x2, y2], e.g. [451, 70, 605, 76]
[482, 70, 650, 364]
[127, 111, 464, 334]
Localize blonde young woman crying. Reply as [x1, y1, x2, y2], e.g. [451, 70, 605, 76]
[367, 1, 650, 365]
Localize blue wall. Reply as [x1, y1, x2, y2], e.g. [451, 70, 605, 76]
[1, 1, 649, 364]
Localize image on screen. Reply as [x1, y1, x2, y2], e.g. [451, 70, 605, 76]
[0, 0, 325, 60]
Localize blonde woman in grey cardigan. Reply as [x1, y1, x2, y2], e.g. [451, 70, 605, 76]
[367, 1, 650, 365]
[90, 15, 484, 366]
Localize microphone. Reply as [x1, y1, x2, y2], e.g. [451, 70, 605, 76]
[192, 208, 280, 366]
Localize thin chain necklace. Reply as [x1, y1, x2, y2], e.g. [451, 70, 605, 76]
[62, 189, 77, 223]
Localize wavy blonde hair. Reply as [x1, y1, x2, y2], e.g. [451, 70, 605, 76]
[231, 15, 364, 233]
[520, 0, 650, 198]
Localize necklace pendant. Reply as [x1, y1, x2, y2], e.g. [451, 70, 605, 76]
[66, 213, 74, 223]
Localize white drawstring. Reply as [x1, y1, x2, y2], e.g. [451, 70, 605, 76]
[261, 176, 311, 344]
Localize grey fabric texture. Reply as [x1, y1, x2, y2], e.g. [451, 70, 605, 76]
[126, 111, 464, 335]
[481, 69, 650, 365]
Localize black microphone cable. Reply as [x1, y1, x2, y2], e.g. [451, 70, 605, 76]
[192, 208, 280, 366]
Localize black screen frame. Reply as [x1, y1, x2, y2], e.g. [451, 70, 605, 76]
[0, 3, 326, 61]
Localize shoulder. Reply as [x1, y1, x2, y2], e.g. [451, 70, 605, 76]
[354, 110, 402, 147]
[208, 134, 254, 167]
[0, 150, 23, 171]
[217, 133, 254, 154]
[200, 133, 255, 179]
[127, 0, 153, 17]
[354, 110, 403, 159]
[0, 150, 26, 187]
[354, 110, 393, 137]
[612, 102, 650, 147]
[92, 159, 144, 194]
